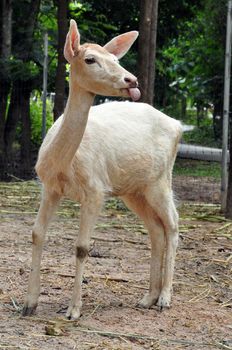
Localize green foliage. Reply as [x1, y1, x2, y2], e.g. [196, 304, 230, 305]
[10, 58, 40, 81]
[30, 95, 53, 146]
[183, 126, 221, 148]
[0, 56, 40, 82]
[155, 0, 227, 142]
[158, 11, 223, 107]
[69, 1, 118, 45]
[174, 159, 221, 178]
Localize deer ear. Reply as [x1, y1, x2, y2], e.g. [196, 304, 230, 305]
[104, 31, 138, 59]
[64, 19, 81, 63]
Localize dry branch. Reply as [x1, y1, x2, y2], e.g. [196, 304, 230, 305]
[75, 325, 222, 348]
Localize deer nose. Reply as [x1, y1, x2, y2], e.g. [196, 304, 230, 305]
[124, 77, 138, 88]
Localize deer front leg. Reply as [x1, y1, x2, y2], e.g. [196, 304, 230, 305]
[66, 193, 103, 320]
[22, 189, 60, 316]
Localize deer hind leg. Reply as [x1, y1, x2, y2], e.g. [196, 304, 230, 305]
[22, 188, 61, 316]
[122, 194, 165, 308]
[66, 191, 104, 320]
[145, 186, 179, 309]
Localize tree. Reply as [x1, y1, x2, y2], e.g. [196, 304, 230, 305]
[8, 0, 41, 176]
[53, 0, 69, 121]
[155, 0, 226, 135]
[0, 0, 41, 179]
[137, 0, 159, 105]
[0, 0, 12, 178]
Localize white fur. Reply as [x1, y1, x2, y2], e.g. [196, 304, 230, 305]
[42, 101, 182, 201]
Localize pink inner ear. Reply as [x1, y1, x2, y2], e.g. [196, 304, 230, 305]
[113, 37, 125, 57]
[104, 31, 138, 59]
[64, 21, 81, 62]
[64, 33, 74, 63]
[71, 31, 78, 51]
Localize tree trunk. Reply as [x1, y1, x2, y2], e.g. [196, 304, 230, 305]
[12, 0, 41, 60]
[0, 81, 10, 178]
[21, 84, 32, 178]
[137, 0, 159, 105]
[53, 0, 69, 121]
[3, 0, 41, 178]
[181, 96, 187, 120]
[0, 0, 12, 178]
[213, 101, 223, 141]
[4, 80, 22, 158]
[1, 0, 12, 59]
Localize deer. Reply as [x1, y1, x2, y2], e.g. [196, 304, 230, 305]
[22, 19, 182, 320]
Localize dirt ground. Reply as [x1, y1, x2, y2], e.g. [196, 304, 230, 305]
[0, 180, 231, 350]
[173, 175, 221, 204]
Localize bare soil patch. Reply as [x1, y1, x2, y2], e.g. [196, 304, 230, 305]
[173, 175, 221, 204]
[0, 181, 231, 350]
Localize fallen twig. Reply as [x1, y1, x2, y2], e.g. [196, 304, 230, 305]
[188, 284, 211, 303]
[220, 297, 232, 308]
[10, 297, 20, 311]
[213, 255, 232, 265]
[214, 223, 232, 232]
[216, 342, 232, 350]
[75, 325, 219, 348]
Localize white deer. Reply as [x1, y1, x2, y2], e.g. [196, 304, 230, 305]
[22, 19, 182, 320]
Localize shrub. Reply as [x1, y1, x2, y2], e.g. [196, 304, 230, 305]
[30, 95, 54, 147]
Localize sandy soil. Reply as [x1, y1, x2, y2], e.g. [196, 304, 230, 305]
[173, 176, 221, 204]
[0, 181, 231, 350]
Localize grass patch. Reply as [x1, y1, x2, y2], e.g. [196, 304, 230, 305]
[174, 158, 221, 178]
[182, 125, 221, 148]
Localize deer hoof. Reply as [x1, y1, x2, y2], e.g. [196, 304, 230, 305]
[22, 304, 37, 316]
[137, 293, 157, 309]
[66, 305, 81, 320]
[156, 292, 171, 311]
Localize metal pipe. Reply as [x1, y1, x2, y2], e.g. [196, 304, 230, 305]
[221, 0, 232, 211]
[178, 144, 229, 163]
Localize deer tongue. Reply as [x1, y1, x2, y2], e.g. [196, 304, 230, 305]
[128, 87, 141, 101]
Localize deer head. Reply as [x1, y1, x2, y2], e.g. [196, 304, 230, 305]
[64, 20, 141, 101]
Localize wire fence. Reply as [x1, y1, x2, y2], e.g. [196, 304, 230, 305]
[173, 127, 223, 204]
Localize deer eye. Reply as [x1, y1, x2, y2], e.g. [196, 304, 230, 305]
[85, 57, 96, 65]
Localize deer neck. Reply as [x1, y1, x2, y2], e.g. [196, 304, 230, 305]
[38, 76, 95, 177]
[59, 81, 95, 164]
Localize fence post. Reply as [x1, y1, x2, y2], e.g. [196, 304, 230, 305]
[221, 0, 232, 211]
[42, 33, 48, 140]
